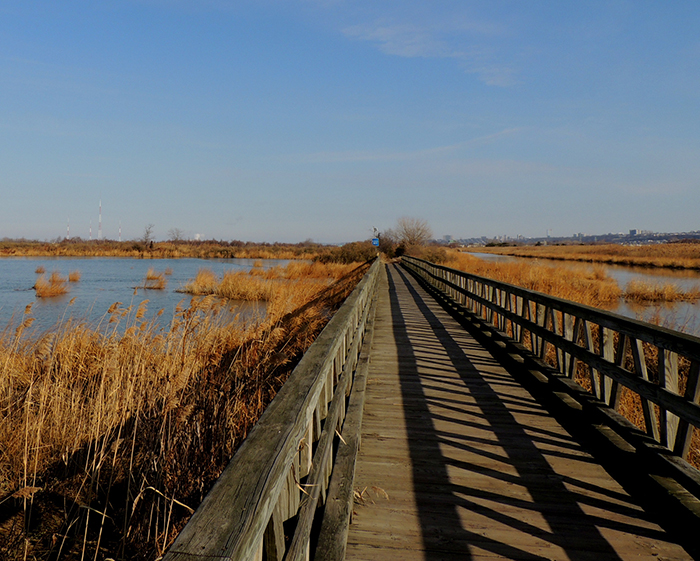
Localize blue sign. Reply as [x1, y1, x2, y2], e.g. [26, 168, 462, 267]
[372, 238, 379, 247]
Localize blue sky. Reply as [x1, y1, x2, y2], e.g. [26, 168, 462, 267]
[1, 1, 699, 243]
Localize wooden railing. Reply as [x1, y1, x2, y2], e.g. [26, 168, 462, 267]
[163, 259, 382, 561]
[402, 256, 700, 469]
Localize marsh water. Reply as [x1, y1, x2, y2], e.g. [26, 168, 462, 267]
[0, 257, 290, 335]
[471, 252, 700, 336]
[5, 254, 700, 339]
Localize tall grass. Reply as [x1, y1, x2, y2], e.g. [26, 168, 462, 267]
[444, 251, 622, 308]
[180, 269, 274, 301]
[445, 250, 700, 306]
[0, 262, 368, 560]
[141, 268, 167, 290]
[180, 262, 355, 302]
[624, 280, 700, 303]
[467, 242, 700, 270]
[34, 271, 69, 298]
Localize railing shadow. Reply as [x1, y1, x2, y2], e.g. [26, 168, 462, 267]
[385, 263, 671, 560]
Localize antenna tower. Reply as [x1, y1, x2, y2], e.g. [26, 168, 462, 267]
[67, 218, 70, 240]
[90, 220, 92, 241]
[98, 200, 102, 240]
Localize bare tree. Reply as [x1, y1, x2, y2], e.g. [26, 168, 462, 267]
[395, 217, 432, 249]
[168, 227, 186, 242]
[141, 224, 155, 246]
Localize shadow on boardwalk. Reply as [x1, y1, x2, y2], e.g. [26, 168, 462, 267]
[346, 263, 689, 560]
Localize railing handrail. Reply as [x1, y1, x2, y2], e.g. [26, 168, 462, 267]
[401, 256, 700, 464]
[403, 256, 700, 361]
[163, 259, 382, 561]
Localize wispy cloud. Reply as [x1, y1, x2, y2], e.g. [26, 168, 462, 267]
[612, 178, 695, 196]
[295, 128, 522, 164]
[343, 18, 518, 87]
[344, 23, 459, 59]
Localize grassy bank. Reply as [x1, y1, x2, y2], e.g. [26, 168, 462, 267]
[0, 239, 380, 262]
[464, 242, 700, 270]
[0, 239, 328, 260]
[443, 251, 623, 308]
[446, 250, 700, 306]
[0, 261, 367, 560]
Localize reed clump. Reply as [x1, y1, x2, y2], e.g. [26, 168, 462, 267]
[68, 270, 81, 282]
[33, 271, 69, 298]
[623, 280, 700, 303]
[142, 268, 167, 290]
[180, 269, 274, 301]
[181, 262, 356, 302]
[0, 262, 368, 560]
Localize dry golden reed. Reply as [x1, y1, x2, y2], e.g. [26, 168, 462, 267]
[0, 260, 368, 561]
[141, 268, 167, 290]
[623, 280, 700, 303]
[180, 262, 353, 302]
[180, 270, 274, 301]
[447, 250, 700, 306]
[467, 242, 700, 270]
[0, 239, 326, 261]
[33, 271, 69, 298]
[444, 250, 622, 308]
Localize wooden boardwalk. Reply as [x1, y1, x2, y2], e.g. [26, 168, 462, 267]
[345, 263, 691, 561]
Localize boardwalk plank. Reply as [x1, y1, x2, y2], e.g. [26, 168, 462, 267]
[345, 263, 691, 561]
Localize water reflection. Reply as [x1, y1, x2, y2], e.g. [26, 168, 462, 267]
[0, 257, 287, 334]
[468, 252, 700, 336]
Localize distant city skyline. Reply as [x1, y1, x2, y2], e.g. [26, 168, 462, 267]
[10, 206, 700, 248]
[1, 2, 699, 244]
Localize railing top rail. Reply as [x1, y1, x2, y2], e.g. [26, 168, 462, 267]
[164, 259, 381, 561]
[402, 256, 700, 362]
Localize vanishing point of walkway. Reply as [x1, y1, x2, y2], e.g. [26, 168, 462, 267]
[345, 263, 691, 560]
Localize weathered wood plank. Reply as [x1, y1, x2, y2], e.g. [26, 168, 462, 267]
[314, 266, 381, 561]
[285, 273, 378, 560]
[346, 263, 691, 561]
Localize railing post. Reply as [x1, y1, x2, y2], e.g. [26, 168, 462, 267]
[659, 349, 680, 448]
[630, 338, 660, 441]
[674, 361, 700, 459]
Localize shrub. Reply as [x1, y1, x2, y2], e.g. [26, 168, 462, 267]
[418, 246, 448, 264]
[314, 241, 377, 264]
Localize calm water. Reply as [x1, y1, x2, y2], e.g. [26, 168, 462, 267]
[0, 257, 290, 334]
[470, 252, 700, 336]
